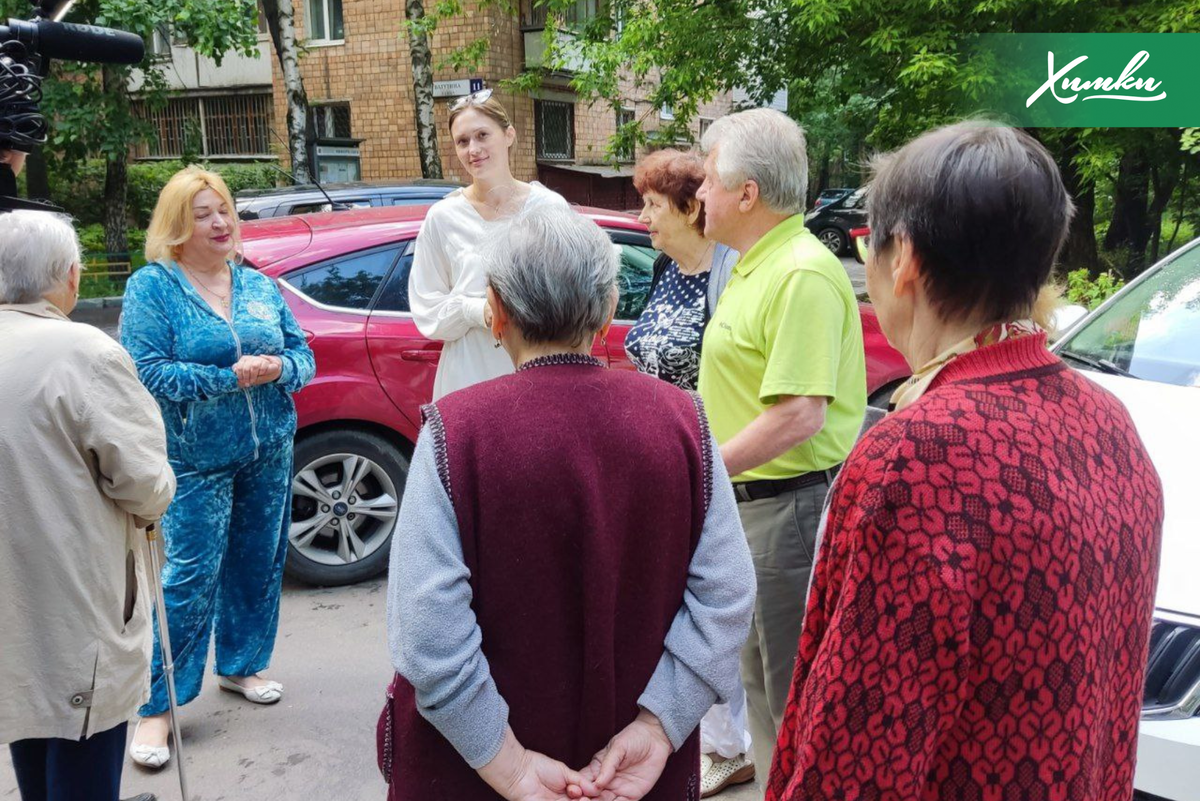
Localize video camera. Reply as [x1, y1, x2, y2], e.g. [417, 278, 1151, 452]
[1, 0, 145, 212]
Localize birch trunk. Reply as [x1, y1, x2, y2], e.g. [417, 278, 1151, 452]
[406, 0, 443, 179]
[263, 0, 312, 183]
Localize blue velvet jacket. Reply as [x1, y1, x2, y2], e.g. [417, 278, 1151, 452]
[121, 260, 316, 472]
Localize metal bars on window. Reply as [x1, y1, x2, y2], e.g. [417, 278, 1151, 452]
[133, 93, 273, 159]
[536, 100, 575, 161]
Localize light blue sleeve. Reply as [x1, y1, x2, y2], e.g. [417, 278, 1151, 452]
[386, 429, 509, 769]
[637, 434, 756, 750]
[271, 283, 316, 393]
[120, 267, 240, 402]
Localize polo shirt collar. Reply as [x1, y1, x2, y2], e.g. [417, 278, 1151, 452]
[734, 214, 809, 277]
[0, 299, 70, 321]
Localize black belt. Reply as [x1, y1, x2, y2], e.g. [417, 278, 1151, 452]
[732, 465, 841, 504]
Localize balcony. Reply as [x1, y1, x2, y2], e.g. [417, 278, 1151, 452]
[521, 0, 598, 72]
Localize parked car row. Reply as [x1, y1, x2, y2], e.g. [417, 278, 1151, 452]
[235, 179, 461, 220]
[804, 186, 867, 255]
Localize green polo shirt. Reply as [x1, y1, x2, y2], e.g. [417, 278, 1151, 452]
[698, 215, 866, 482]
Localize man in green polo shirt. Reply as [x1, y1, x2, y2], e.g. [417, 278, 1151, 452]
[697, 108, 867, 783]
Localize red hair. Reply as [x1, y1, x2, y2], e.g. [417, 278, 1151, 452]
[633, 149, 706, 232]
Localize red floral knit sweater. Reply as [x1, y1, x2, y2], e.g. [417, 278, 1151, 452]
[767, 334, 1163, 801]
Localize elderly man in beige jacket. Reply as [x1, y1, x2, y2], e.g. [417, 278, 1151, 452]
[0, 210, 176, 801]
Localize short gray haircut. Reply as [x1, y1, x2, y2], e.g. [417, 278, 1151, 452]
[867, 121, 1074, 323]
[700, 108, 808, 215]
[0, 210, 82, 304]
[487, 205, 618, 347]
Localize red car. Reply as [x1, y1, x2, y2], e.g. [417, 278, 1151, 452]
[240, 205, 910, 586]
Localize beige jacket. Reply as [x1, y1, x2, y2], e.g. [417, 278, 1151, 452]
[0, 301, 176, 742]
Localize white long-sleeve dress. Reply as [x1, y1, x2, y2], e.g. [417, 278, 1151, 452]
[408, 183, 569, 400]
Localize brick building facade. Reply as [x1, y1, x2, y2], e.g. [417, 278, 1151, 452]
[273, 0, 732, 207]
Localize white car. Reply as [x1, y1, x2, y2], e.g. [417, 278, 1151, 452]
[1052, 238, 1200, 801]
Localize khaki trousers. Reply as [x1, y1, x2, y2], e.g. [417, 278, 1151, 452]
[737, 483, 825, 788]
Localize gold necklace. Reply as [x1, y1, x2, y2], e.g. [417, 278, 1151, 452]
[184, 264, 232, 312]
[678, 240, 715, 276]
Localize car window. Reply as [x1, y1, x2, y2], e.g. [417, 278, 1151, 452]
[840, 189, 866, 210]
[282, 245, 401, 310]
[616, 243, 659, 321]
[387, 195, 447, 206]
[373, 241, 417, 312]
[289, 198, 373, 215]
[1057, 245, 1200, 387]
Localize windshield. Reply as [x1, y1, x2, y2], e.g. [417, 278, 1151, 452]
[1057, 243, 1200, 387]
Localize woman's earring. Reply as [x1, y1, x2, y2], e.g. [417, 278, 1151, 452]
[494, 333, 503, 349]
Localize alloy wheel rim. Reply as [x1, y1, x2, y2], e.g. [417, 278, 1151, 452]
[289, 452, 399, 566]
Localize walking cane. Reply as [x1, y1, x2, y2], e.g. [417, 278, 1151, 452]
[144, 524, 190, 801]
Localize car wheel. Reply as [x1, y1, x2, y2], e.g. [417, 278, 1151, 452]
[867, 379, 906, 411]
[817, 227, 847, 255]
[285, 429, 410, 586]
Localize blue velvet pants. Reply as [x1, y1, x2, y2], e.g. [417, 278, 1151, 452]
[139, 441, 294, 716]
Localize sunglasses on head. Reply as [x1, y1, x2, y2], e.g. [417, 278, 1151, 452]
[450, 88, 494, 111]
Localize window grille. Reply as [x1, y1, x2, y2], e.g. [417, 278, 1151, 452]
[132, 93, 273, 159]
[536, 100, 575, 161]
[311, 103, 352, 139]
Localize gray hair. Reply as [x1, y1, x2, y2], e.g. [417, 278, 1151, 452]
[867, 121, 1074, 323]
[487, 205, 618, 347]
[0, 210, 82, 304]
[700, 108, 808, 215]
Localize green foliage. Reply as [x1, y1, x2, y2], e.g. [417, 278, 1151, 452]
[1065, 268, 1125, 309]
[49, 160, 279, 227]
[1184, 128, 1200, 155]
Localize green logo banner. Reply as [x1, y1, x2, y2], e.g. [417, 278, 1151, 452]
[973, 34, 1200, 127]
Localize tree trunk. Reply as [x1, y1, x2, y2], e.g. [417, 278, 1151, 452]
[263, 0, 312, 183]
[101, 66, 129, 258]
[25, 147, 51, 202]
[1049, 131, 1099, 276]
[406, 0, 443, 180]
[1103, 148, 1152, 277]
[1147, 162, 1182, 264]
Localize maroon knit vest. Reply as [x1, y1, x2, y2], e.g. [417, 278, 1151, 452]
[378, 357, 710, 800]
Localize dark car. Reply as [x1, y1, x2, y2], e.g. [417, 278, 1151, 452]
[235, 179, 461, 220]
[804, 186, 867, 255]
[812, 187, 854, 210]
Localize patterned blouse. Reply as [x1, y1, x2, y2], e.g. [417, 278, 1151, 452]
[624, 260, 710, 390]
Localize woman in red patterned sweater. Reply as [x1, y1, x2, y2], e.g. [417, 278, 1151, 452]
[767, 123, 1164, 801]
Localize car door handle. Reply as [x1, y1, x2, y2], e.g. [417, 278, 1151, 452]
[400, 349, 441, 362]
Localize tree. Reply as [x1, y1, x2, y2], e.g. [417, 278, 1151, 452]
[405, 0, 443, 179]
[528, 0, 1200, 276]
[261, 0, 312, 183]
[32, 0, 259, 255]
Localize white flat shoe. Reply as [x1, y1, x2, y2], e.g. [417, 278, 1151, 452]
[129, 721, 170, 769]
[218, 675, 283, 704]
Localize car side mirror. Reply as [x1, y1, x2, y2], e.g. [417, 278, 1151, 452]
[1051, 304, 1088, 337]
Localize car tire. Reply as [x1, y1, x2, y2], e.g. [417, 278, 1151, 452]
[867, 379, 906, 411]
[285, 429, 410, 586]
[817, 227, 848, 255]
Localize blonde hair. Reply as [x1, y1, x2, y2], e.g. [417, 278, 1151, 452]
[448, 95, 513, 136]
[145, 166, 240, 264]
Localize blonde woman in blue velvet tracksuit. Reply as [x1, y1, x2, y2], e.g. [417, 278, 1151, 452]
[120, 167, 315, 769]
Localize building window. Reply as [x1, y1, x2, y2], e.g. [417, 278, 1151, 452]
[698, 117, 713, 141]
[311, 102, 352, 139]
[520, 0, 599, 30]
[306, 0, 344, 42]
[536, 100, 575, 161]
[615, 107, 635, 162]
[133, 93, 274, 159]
[257, 1, 269, 35]
[660, 104, 675, 121]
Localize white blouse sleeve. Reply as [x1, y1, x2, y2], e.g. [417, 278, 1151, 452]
[408, 210, 489, 342]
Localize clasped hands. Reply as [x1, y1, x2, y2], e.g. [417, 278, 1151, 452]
[232, 354, 283, 388]
[478, 710, 673, 801]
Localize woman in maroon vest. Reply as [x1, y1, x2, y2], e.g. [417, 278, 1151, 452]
[380, 204, 756, 801]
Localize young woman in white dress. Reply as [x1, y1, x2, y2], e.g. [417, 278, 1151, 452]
[409, 90, 569, 399]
